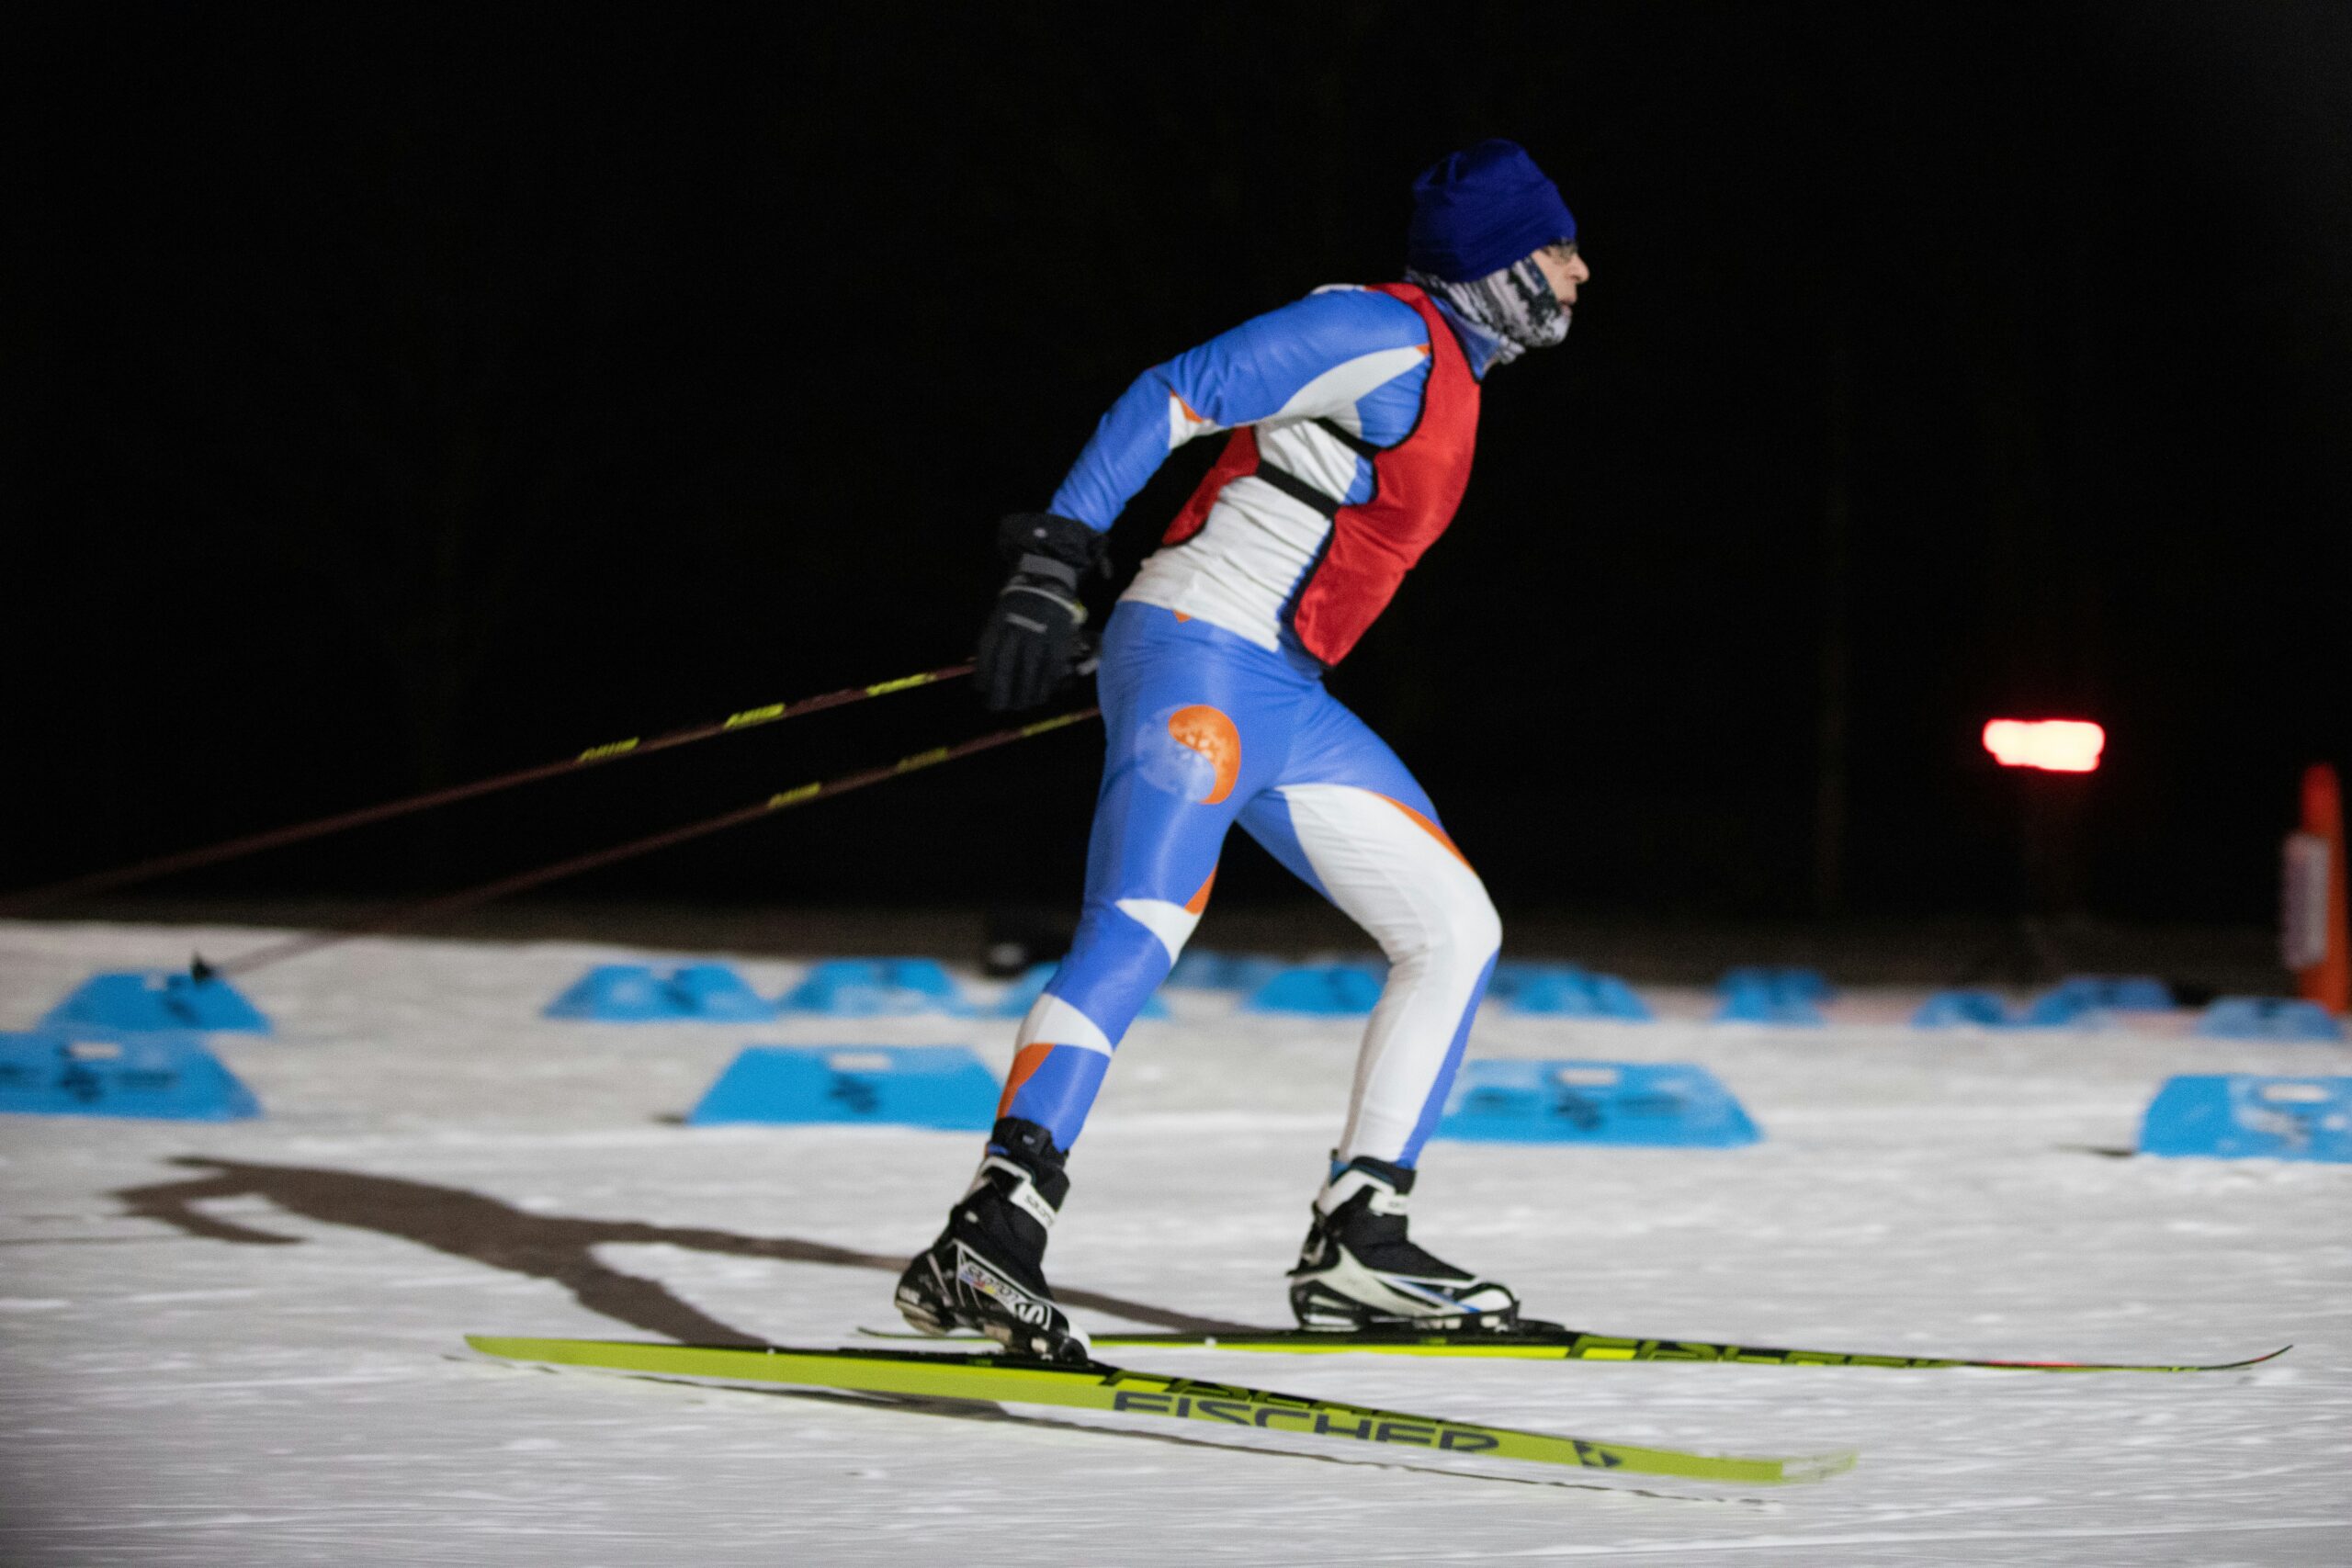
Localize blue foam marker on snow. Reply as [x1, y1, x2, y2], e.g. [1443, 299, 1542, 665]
[1502, 965, 1653, 1021]
[2017, 987, 2108, 1030]
[1910, 988, 2014, 1028]
[1487, 961, 1558, 1003]
[1589, 974, 1650, 1020]
[543, 963, 775, 1022]
[1717, 966, 1831, 1003]
[1166, 951, 1287, 992]
[992, 963, 1167, 1021]
[545, 964, 670, 1020]
[2093, 975, 2175, 1010]
[1712, 969, 1826, 1026]
[1244, 962, 1386, 1016]
[662, 964, 775, 1021]
[685, 1044, 998, 1130]
[1484, 961, 1544, 1001]
[776, 958, 973, 1017]
[41, 970, 272, 1034]
[1436, 1058, 1759, 1147]
[2015, 975, 2175, 1029]
[1165, 950, 1222, 988]
[2138, 1074, 2352, 1162]
[2193, 998, 2346, 1043]
[0, 1031, 262, 1121]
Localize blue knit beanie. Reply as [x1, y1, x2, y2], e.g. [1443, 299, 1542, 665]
[1405, 139, 1577, 283]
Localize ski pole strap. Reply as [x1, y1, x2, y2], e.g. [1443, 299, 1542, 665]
[1251, 461, 1341, 521]
[0, 662, 975, 917]
[210, 707, 1101, 977]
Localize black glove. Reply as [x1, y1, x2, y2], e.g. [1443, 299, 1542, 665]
[976, 512, 1105, 712]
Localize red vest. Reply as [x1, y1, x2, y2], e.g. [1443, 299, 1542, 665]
[1161, 284, 1481, 667]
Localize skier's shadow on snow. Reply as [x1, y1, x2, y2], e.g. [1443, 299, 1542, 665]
[112, 1158, 1738, 1501]
[114, 1156, 1250, 1345]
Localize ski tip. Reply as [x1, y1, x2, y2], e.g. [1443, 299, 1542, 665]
[1781, 1448, 1861, 1484]
[467, 1334, 548, 1363]
[2020, 1343, 2294, 1373]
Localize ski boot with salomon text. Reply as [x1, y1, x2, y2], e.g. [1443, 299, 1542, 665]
[897, 1117, 1090, 1362]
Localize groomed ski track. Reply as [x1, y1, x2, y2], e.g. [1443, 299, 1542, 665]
[2, 919, 2347, 1564]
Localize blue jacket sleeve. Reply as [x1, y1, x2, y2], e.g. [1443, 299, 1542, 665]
[1045, 288, 1430, 531]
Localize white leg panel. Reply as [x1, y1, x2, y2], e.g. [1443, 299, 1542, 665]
[1276, 784, 1502, 1162]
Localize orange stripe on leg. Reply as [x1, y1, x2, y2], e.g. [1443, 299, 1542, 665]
[1185, 868, 1217, 915]
[1376, 795, 1473, 870]
[997, 1043, 1056, 1117]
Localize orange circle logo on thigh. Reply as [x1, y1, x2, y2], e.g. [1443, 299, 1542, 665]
[1166, 705, 1241, 805]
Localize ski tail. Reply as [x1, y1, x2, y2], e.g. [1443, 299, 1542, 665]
[465, 1335, 1855, 1486]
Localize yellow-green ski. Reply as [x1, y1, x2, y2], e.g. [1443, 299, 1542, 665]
[854, 1325, 2290, 1373]
[466, 1335, 1855, 1486]
[1067, 1328, 2292, 1373]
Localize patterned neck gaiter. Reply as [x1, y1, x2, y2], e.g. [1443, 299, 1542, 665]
[1404, 253, 1569, 366]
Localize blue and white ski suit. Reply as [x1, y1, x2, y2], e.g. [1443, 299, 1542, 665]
[1001, 285, 1506, 1168]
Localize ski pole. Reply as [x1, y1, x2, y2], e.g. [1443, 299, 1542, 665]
[207, 707, 1100, 978]
[0, 662, 975, 918]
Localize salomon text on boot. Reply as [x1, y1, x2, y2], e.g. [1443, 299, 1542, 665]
[1287, 1155, 1520, 1330]
[897, 1117, 1091, 1362]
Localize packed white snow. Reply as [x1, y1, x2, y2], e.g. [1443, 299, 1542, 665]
[2, 919, 2347, 1565]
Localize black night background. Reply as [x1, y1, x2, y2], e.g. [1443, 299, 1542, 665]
[10, 2, 2349, 964]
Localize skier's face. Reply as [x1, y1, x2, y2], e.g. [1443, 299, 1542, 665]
[1533, 243, 1589, 308]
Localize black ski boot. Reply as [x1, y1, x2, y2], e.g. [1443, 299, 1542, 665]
[896, 1117, 1090, 1362]
[1287, 1155, 1520, 1330]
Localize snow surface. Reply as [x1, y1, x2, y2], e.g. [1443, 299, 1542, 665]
[3, 919, 2348, 1565]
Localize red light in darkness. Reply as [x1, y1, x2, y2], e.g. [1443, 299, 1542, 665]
[1984, 719, 2105, 773]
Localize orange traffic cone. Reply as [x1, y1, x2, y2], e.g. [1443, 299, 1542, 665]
[2285, 763, 2349, 1013]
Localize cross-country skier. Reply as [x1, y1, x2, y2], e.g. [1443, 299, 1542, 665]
[899, 140, 1590, 1359]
